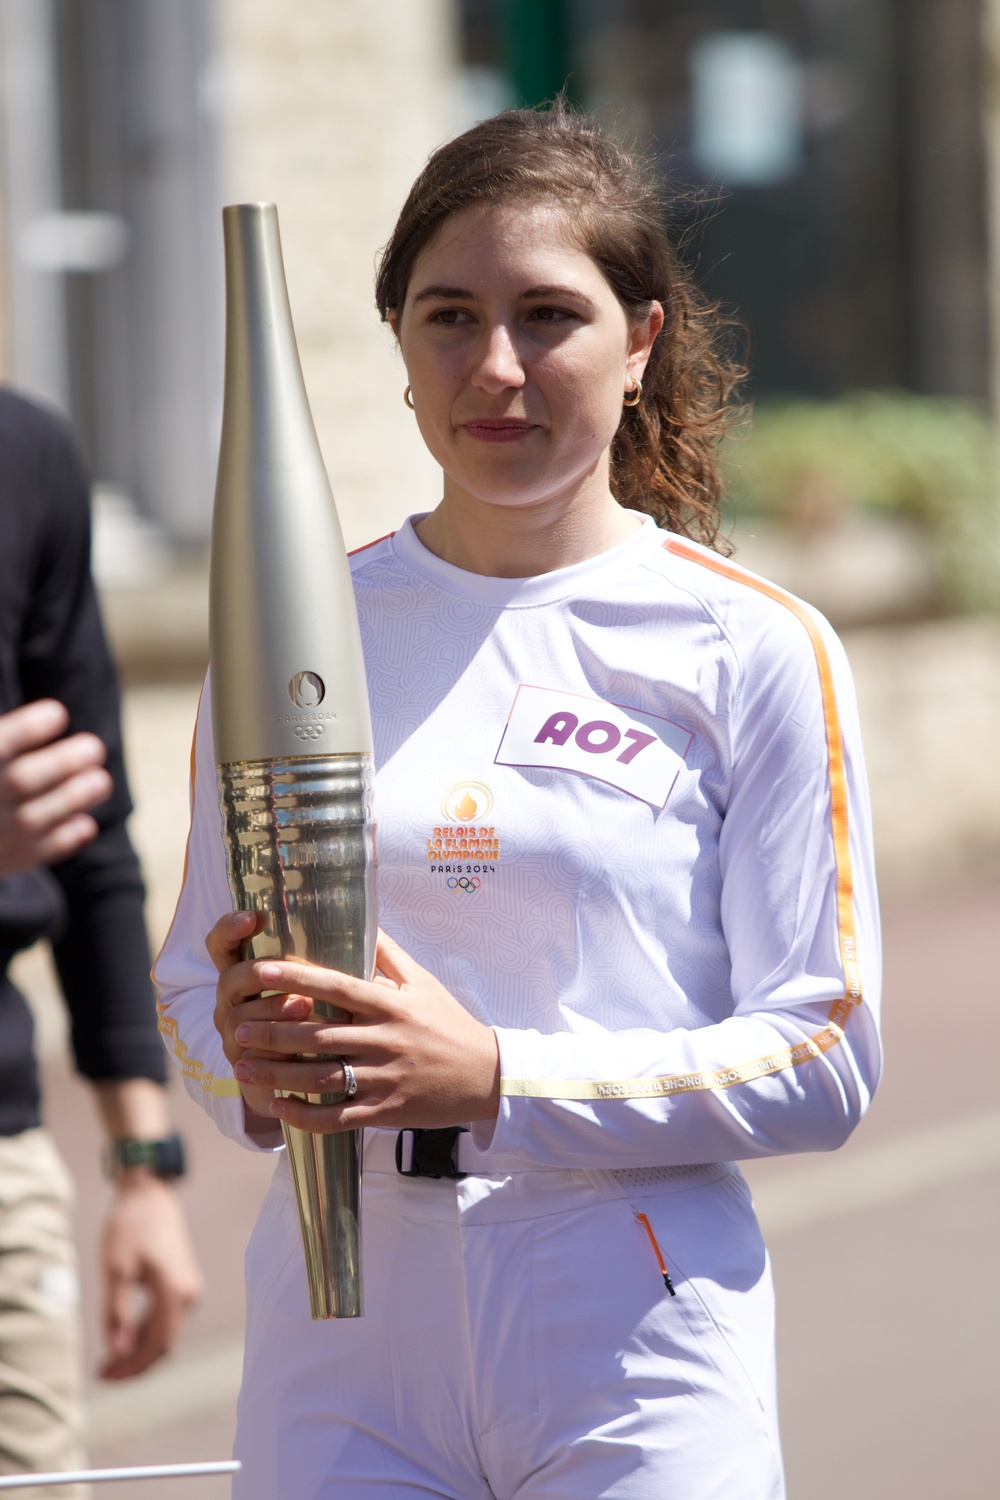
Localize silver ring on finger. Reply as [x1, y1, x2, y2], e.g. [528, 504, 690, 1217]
[341, 1061, 358, 1099]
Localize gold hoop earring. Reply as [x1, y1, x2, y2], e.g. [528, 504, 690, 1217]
[403, 385, 415, 410]
[623, 378, 642, 407]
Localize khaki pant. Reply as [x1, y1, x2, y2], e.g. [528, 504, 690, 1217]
[0, 1129, 85, 1499]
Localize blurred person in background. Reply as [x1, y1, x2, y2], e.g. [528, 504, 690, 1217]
[0, 388, 202, 1485]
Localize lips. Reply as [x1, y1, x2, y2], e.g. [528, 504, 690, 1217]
[460, 419, 540, 443]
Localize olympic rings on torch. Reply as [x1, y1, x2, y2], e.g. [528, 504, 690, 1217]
[447, 876, 482, 892]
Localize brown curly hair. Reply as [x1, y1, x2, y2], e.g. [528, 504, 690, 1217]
[375, 100, 744, 551]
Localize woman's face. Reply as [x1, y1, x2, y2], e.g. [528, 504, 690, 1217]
[391, 200, 662, 514]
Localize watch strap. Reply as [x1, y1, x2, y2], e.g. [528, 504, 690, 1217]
[103, 1132, 186, 1180]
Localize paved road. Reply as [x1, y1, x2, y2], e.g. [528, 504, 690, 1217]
[23, 683, 1000, 1498]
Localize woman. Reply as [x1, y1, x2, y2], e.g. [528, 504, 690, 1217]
[156, 103, 881, 1499]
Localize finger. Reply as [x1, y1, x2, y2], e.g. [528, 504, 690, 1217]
[233, 1054, 355, 1096]
[232, 1018, 353, 1054]
[2, 766, 112, 835]
[270, 1093, 364, 1134]
[102, 1287, 173, 1380]
[374, 928, 422, 986]
[224, 991, 316, 1028]
[0, 699, 69, 763]
[101, 1269, 138, 1379]
[244, 959, 387, 1017]
[216, 959, 316, 1013]
[215, 984, 313, 1073]
[269, 1092, 409, 1135]
[0, 730, 107, 803]
[206, 909, 265, 973]
[0, 812, 100, 876]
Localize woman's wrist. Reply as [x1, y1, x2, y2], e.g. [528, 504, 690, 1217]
[468, 1025, 501, 1122]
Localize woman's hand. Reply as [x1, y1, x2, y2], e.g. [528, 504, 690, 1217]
[206, 911, 501, 1135]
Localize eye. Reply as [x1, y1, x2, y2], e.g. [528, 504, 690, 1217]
[428, 307, 475, 326]
[527, 305, 577, 324]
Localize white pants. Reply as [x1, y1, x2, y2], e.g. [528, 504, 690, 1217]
[235, 1136, 784, 1499]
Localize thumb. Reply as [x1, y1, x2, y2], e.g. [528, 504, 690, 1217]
[206, 908, 264, 973]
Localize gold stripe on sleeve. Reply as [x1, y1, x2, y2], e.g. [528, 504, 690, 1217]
[150, 676, 242, 1099]
[500, 1024, 845, 1100]
[157, 1000, 242, 1098]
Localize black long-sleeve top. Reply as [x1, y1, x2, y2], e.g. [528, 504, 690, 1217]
[0, 388, 166, 1135]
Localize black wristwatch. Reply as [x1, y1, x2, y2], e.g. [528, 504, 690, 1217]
[103, 1132, 186, 1181]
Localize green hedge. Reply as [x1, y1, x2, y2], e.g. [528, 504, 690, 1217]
[721, 392, 1000, 612]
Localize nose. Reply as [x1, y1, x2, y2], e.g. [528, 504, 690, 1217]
[471, 322, 525, 393]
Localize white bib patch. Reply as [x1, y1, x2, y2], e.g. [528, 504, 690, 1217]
[494, 684, 691, 808]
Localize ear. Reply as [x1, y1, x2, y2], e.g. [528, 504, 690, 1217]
[626, 300, 664, 382]
[386, 307, 400, 340]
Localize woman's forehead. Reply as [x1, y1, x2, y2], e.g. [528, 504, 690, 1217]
[408, 200, 602, 291]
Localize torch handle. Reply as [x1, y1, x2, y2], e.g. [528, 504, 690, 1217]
[218, 753, 376, 1318]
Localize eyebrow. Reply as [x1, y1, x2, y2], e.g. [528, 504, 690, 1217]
[409, 282, 597, 311]
[410, 285, 475, 303]
[521, 285, 597, 310]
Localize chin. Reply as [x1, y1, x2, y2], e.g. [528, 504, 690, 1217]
[443, 460, 548, 510]
[461, 481, 556, 511]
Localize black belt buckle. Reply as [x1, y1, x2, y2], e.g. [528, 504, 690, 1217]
[395, 1126, 468, 1180]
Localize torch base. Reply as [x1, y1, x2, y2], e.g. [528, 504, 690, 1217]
[281, 1116, 362, 1318]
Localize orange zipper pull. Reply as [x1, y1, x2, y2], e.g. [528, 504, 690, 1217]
[635, 1211, 676, 1296]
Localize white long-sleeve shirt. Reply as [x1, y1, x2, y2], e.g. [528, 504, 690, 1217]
[154, 514, 881, 1171]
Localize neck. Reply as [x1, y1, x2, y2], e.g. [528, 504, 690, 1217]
[414, 475, 640, 579]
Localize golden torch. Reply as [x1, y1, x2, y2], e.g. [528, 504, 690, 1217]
[210, 203, 375, 1318]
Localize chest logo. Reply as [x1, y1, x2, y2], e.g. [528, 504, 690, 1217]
[426, 781, 500, 879]
[494, 684, 691, 808]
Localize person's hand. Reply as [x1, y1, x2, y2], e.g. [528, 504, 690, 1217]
[0, 699, 112, 876]
[207, 912, 501, 1134]
[100, 1172, 203, 1380]
[207, 911, 294, 1139]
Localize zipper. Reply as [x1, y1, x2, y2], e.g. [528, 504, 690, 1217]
[634, 1210, 676, 1296]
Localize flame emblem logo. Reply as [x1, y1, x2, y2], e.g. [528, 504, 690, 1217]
[441, 781, 494, 823]
[289, 671, 325, 709]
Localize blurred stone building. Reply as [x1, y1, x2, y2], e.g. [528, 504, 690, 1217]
[0, 0, 997, 544]
[0, 0, 452, 554]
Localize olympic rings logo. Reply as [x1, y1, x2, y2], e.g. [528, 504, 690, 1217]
[447, 877, 481, 893]
[293, 723, 324, 741]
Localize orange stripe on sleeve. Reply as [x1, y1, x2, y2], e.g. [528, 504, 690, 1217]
[662, 538, 862, 1025]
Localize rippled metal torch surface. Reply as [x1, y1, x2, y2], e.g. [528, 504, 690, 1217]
[210, 203, 375, 1318]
